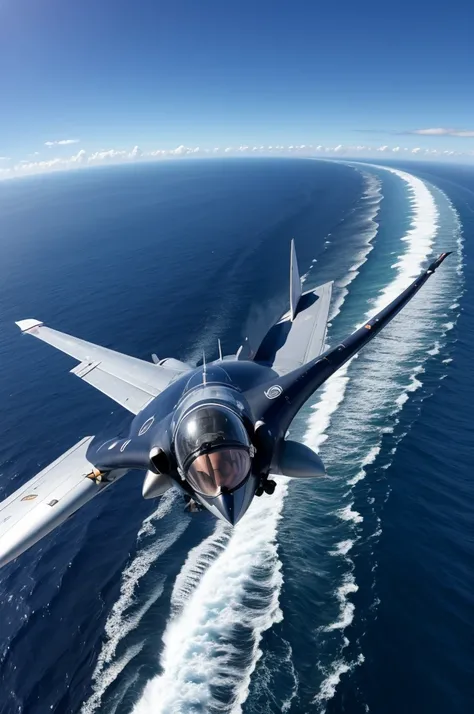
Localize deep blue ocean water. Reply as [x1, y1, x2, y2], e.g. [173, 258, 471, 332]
[0, 158, 472, 714]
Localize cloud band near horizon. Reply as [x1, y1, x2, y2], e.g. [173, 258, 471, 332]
[0, 143, 472, 180]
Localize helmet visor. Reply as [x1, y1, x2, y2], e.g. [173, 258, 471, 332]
[186, 448, 251, 497]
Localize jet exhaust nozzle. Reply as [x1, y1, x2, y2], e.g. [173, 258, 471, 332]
[275, 439, 326, 478]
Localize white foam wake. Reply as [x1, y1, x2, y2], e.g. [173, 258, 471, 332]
[170, 521, 229, 615]
[325, 573, 359, 631]
[82, 491, 189, 714]
[131, 480, 289, 714]
[306, 164, 439, 470]
[327, 171, 382, 322]
[315, 654, 365, 704]
[307, 164, 442, 707]
[347, 445, 381, 487]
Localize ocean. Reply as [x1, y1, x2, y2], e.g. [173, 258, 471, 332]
[0, 158, 472, 714]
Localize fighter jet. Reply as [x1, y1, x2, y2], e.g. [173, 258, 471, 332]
[0, 243, 451, 567]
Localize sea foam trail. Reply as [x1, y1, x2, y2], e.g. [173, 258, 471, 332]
[130, 172, 383, 714]
[305, 167, 439, 471]
[306, 165, 443, 708]
[305, 166, 439, 458]
[327, 172, 382, 323]
[170, 521, 229, 615]
[132, 479, 289, 714]
[297, 170, 383, 454]
[312, 171, 465, 710]
[82, 492, 189, 714]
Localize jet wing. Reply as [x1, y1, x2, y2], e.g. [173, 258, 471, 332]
[16, 320, 186, 414]
[252, 252, 452, 437]
[254, 282, 333, 374]
[0, 437, 128, 568]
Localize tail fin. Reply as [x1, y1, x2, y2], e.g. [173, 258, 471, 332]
[290, 239, 302, 321]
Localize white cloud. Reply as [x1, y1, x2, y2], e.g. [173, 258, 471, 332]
[410, 127, 474, 138]
[0, 156, 10, 161]
[45, 139, 80, 147]
[2, 140, 474, 181]
[150, 145, 201, 157]
[15, 157, 68, 173]
[88, 148, 128, 162]
[71, 149, 86, 163]
[171, 145, 187, 155]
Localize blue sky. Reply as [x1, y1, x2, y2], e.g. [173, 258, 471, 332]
[1, 0, 474, 176]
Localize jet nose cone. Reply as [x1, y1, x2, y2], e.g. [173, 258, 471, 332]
[219, 492, 236, 525]
[216, 487, 253, 526]
[195, 475, 258, 526]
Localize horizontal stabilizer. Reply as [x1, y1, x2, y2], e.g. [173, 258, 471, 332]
[255, 281, 333, 374]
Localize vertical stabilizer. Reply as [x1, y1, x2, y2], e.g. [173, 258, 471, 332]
[290, 239, 302, 321]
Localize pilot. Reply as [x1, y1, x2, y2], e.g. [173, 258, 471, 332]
[173, 405, 252, 497]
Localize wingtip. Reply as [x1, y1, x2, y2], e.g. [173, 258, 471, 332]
[436, 251, 453, 267]
[15, 319, 43, 333]
[427, 252, 453, 273]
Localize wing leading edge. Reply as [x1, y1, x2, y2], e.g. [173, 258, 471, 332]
[16, 320, 187, 414]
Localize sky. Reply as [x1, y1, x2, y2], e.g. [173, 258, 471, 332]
[1, 0, 474, 178]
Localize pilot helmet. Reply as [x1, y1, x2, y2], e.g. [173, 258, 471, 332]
[174, 404, 252, 497]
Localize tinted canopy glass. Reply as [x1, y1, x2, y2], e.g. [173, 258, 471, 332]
[186, 448, 251, 496]
[174, 405, 251, 496]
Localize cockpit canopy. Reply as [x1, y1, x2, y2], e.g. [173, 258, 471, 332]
[174, 405, 251, 497]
